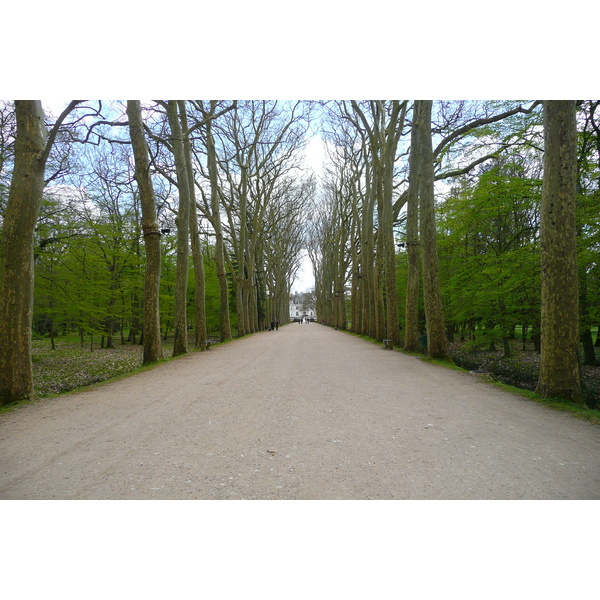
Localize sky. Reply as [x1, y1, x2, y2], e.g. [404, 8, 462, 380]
[290, 134, 328, 293]
[291, 253, 315, 293]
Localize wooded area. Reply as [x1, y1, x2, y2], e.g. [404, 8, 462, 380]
[0, 100, 598, 408]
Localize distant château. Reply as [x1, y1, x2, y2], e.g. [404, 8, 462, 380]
[289, 292, 316, 322]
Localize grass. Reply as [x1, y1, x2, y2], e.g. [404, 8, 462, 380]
[32, 341, 148, 397]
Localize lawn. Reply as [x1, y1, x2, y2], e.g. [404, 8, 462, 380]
[31, 335, 173, 397]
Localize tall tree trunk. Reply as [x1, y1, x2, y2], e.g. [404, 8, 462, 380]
[350, 198, 361, 333]
[178, 101, 207, 348]
[417, 100, 450, 360]
[381, 100, 405, 346]
[206, 101, 232, 341]
[236, 164, 249, 337]
[127, 100, 163, 365]
[381, 163, 400, 344]
[404, 102, 422, 352]
[361, 162, 376, 337]
[535, 101, 583, 403]
[373, 168, 385, 341]
[166, 100, 190, 357]
[0, 101, 47, 405]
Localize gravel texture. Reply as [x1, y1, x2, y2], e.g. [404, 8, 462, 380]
[1, 323, 598, 499]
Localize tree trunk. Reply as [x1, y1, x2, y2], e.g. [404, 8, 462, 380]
[206, 102, 232, 341]
[581, 329, 597, 366]
[535, 101, 583, 403]
[417, 100, 450, 361]
[381, 164, 400, 345]
[373, 167, 385, 341]
[166, 100, 190, 357]
[381, 101, 405, 346]
[236, 164, 249, 337]
[178, 101, 207, 348]
[361, 160, 376, 337]
[0, 101, 47, 405]
[126, 100, 163, 364]
[404, 101, 422, 352]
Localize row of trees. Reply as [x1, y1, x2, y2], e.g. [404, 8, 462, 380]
[309, 100, 599, 405]
[1, 99, 597, 407]
[0, 100, 315, 405]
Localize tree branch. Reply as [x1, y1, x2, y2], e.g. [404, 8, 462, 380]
[432, 101, 542, 161]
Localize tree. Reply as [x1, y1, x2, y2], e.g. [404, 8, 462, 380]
[178, 101, 207, 348]
[204, 101, 232, 341]
[403, 101, 422, 352]
[349, 101, 407, 345]
[416, 100, 450, 360]
[127, 100, 163, 364]
[210, 100, 310, 335]
[576, 100, 600, 365]
[0, 100, 81, 405]
[535, 101, 583, 403]
[165, 100, 191, 357]
[437, 162, 542, 354]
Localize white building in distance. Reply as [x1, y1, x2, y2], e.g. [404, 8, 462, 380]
[289, 292, 316, 322]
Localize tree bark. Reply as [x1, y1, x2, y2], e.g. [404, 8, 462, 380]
[178, 101, 207, 348]
[206, 101, 232, 341]
[381, 107, 402, 346]
[350, 101, 404, 343]
[361, 159, 376, 337]
[0, 101, 47, 405]
[166, 100, 191, 357]
[126, 100, 163, 364]
[404, 105, 422, 352]
[417, 100, 450, 360]
[535, 101, 583, 403]
[404, 101, 421, 352]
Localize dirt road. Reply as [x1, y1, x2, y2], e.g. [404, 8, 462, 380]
[1, 323, 598, 499]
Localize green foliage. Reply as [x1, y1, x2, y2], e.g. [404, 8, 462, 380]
[200, 244, 224, 333]
[437, 163, 543, 352]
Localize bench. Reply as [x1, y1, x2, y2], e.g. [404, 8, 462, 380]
[383, 339, 394, 350]
[200, 338, 220, 350]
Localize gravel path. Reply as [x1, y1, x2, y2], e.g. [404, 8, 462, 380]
[1, 323, 598, 499]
